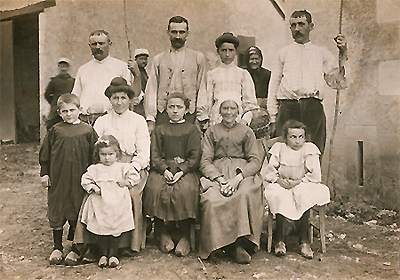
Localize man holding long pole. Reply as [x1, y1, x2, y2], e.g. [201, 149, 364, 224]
[267, 10, 348, 155]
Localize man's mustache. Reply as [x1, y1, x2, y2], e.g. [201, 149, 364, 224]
[172, 38, 185, 44]
[93, 49, 103, 55]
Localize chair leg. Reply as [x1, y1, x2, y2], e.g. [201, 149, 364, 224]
[309, 209, 314, 244]
[190, 223, 196, 251]
[319, 207, 326, 253]
[141, 218, 147, 249]
[267, 213, 273, 253]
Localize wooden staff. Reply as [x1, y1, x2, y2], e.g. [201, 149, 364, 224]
[327, 0, 344, 197]
[123, 0, 132, 59]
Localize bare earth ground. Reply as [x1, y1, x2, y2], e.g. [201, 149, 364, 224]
[0, 144, 399, 280]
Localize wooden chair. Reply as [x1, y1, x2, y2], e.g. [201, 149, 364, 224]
[266, 205, 327, 253]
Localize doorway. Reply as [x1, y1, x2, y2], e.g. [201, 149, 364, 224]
[13, 14, 40, 142]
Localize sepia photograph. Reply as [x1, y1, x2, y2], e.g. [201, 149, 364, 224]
[0, 0, 399, 279]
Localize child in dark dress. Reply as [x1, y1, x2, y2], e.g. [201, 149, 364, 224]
[143, 92, 202, 257]
[39, 93, 98, 265]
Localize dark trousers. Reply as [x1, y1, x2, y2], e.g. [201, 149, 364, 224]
[155, 111, 196, 126]
[275, 210, 310, 244]
[276, 98, 326, 154]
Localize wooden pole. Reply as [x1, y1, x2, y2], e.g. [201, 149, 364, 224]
[327, 0, 344, 197]
[123, 0, 132, 59]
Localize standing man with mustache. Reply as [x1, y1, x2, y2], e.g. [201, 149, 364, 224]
[267, 10, 348, 154]
[144, 16, 207, 134]
[72, 30, 141, 125]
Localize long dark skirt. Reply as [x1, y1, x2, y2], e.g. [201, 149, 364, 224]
[143, 171, 199, 222]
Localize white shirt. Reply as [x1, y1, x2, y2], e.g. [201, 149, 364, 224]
[72, 56, 133, 114]
[267, 42, 340, 122]
[94, 110, 150, 171]
[205, 62, 258, 125]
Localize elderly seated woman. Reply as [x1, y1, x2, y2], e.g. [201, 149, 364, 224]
[198, 100, 263, 264]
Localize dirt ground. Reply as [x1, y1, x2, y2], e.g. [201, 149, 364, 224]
[0, 143, 399, 280]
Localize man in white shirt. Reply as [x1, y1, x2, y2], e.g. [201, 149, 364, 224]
[71, 30, 141, 124]
[144, 16, 207, 133]
[267, 10, 348, 154]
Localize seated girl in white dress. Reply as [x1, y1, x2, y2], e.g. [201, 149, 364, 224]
[80, 135, 140, 268]
[261, 120, 330, 259]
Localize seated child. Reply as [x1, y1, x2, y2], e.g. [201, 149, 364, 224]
[80, 135, 140, 268]
[143, 92, 202, 257]
[261, 120, 330, 259]
[39, 93, 98, 265]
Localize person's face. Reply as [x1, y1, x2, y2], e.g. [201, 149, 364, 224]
[135, 55, 148, 69]
[289, 16, 313, 44]
[218, 42, 236, 65]
[58, 62, 70, 74]
[248, 53, 262, 70]
[110, 92, 130, 114]
[88, 33, 110, 61]
[99, 146, 118, 166]
[286, 128, 306, 150]
[220, 101, 239, 124]
[168, 22, 188, 49]
[58, 103, 80, 124]
[166, 97, 186, 122]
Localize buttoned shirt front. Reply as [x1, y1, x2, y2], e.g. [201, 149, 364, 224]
[144, 47, 207, 122]
[93, 110, 150, 171]
[267, 42, 341, 121]
[72, 56, 133, 115]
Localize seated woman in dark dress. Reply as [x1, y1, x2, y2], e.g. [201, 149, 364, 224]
[143, 92, 202, 257]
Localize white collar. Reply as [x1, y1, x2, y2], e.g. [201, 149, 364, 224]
[64, 119, 81, 124]
[169, 119, 186, 124]
[111, 109, 129, 117]
[93, 55, 111, 64]
[170, 46, 186, 53]
[220, 61, 236, 68]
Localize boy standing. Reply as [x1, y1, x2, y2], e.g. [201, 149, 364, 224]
[39, 94, 98, 265]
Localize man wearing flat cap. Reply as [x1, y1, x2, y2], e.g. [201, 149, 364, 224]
[131, 48, 150, 117]
[71, 29, 141, 125]
[144, 16, 207, 133]
[44, 57, 75, 129]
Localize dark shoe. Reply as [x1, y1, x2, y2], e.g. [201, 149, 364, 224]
[175, 237, 190, 257]
[159, 232, 174, 253]
[108, 256, 120, 268]
[98, 256, 108, 268]
[234, 245, 251, 264]
[49, 249, 63, 265]
[274, 241, 286, 257]
[299, 243, 313, 259]
[82, 249, 97, 263]
[64, 251, 79, 266]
